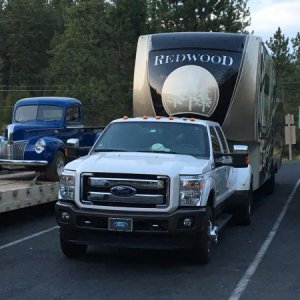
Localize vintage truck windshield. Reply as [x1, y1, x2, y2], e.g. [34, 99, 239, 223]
[15, 105, 63, 122]
[93, 121, 210, 157]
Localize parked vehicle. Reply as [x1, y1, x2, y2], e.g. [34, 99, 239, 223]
[56, 116, 251, 263]
[0, 97, 104, 180]
[133, 32, 283, 193]
[55, 32, 281, 263]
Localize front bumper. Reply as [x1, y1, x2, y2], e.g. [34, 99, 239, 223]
[56, 201, 207, 250]
[0, 159, 48, 167]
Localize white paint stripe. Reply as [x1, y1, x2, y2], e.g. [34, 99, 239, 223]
[0, 226, 59, 250]
[228, 178, 300, 300]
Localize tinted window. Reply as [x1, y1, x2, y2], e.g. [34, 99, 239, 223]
[215, 126, 229, 153]
[66, 105, 81, 123]
[209, 126, 221, 152]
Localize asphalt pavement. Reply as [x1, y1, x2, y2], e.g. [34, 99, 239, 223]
[0, 161, 300, 300]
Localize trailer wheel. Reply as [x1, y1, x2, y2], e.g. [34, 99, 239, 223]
[44, 151, 65, 181]
[263, 173, 275, 195]
[192, 207, 214, 264]
[233, 185, 253, 226]
[60, 237, 87, 258]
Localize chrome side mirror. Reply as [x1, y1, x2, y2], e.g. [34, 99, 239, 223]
[66, 138, 79, 147]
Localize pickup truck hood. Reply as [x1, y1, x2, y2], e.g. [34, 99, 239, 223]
[4, 123, 61, 141]
[66, 152, 212, 176]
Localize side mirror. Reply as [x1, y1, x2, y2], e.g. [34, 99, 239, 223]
[231, 144, 249, 168]
[66, 138, 79, 147]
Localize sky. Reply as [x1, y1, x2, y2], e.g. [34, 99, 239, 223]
[247, 0, 300, 43]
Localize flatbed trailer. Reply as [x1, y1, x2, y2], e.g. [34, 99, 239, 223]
[0, 172, 58, 213]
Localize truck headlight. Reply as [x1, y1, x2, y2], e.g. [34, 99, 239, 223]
[179, 175, 204, 206]
[59, 170, 75, 201]
[35, 139, 46, 154]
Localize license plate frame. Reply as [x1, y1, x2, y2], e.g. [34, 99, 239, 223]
[108, 218, 133, 232]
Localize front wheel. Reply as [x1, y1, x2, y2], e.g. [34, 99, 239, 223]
[60, 237, 87, 258]
[191, 207, 215, 264]
[44, 151, 65, 181]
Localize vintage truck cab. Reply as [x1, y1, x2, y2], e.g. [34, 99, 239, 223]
[0, 97, 103, 180]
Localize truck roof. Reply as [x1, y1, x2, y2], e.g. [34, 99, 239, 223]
[15, 97, 81, 107]
[111, 116, 219, 127]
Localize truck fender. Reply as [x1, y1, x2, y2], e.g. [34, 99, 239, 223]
[201, 176, 217, 207]
[230, 165, 252, 192]
[39, 137, 65, 162]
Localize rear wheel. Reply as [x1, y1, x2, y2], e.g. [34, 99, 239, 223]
[192, 207, 215, 264]
[263, 173, 275, 195]
[233, 184, 253, 226]
[44, 151, 65, 181]
[60, 237, 87, 258]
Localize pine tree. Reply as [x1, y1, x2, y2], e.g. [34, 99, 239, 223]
[147, 0, 250, 33]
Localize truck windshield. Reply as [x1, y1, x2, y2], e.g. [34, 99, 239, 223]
[15, 105, 63, 122]
[93, 121, 210, 158]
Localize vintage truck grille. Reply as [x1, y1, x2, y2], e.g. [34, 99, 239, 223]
[81, 173, 170, 208]
[0, 140, 27, 160]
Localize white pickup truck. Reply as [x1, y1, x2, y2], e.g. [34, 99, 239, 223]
[56, 116, 252, 264]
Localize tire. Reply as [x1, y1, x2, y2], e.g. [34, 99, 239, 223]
[44, 151, 65, 181]
[191, 207, 214, 264]
[60, 237, 87, 258]
[233, 185, 253, 226]
[263, 173, 275, 195]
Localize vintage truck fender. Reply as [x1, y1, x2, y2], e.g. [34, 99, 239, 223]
[24, 136, 65, 163]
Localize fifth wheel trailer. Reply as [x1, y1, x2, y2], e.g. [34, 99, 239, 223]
[133, 32, 283, 193]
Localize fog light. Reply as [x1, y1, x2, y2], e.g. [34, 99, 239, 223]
[61, 211, 71, 222]
[183, 217, 193, 228]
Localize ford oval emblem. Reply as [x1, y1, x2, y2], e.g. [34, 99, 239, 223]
[113, 221, 128, 228]
[111, 185, 136, 197]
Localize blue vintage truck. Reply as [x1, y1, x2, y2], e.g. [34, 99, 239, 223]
[0, 97, 103, 180]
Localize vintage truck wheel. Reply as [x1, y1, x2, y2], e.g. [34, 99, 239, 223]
[60, 237, 87, 258]
[233, 185, 253, 226]
[44, 151, 65, 181]
[192, 207, 214, 264]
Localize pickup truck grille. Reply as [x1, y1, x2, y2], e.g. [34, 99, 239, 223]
[81, 173, 170, 208]
[0, 140, 27, 160]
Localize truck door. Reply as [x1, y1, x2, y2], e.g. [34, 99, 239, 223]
[214, 126, 232, 195]
[209, 126, 230, 205]
[61, 104, 84, 143]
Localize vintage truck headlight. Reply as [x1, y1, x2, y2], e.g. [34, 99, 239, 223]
[179, 175, 204, 206]
[35, 139, 46, 154]
[59, 170, 75, 200]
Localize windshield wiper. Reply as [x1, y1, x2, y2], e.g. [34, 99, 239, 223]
[93, 148, 127, 152]
[137, 150, 178, 154]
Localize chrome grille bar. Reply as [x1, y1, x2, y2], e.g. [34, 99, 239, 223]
[89, 177, 164, 189]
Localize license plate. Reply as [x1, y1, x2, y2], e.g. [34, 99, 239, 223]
[108, 218, 133, 232]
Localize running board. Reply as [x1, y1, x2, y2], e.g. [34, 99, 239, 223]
[215, 213, 232, 234]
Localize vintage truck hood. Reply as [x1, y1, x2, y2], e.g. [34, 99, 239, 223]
[4, 123, 61, 141]
[66, 152, 212, 176]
